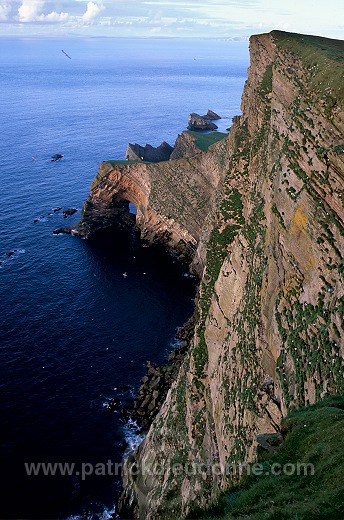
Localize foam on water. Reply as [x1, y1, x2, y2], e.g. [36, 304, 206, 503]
[123, 417, 145, 454]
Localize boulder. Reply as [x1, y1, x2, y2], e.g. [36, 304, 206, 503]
[53, 227, 71, 235]
[51, 154, 63, 161]
[63, 208, 77, 218]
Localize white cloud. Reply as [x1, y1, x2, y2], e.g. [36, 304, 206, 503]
[82, 1, 104, 23]
[18, 0, 44, 22]
[41, 10, 69, 22]
[18, 0, 69, 23]
[0, 2, 11, 22]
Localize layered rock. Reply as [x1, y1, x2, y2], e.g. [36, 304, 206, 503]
[118, 30, 344, 519]
[74, 138, 229, 270]
[170, 131, 204, 160]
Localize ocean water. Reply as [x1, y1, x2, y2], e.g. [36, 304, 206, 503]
[0, 37, 249, 519]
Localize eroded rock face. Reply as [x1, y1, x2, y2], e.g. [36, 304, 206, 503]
[75, 139, 228, 270]
[126, 141, 174, 162]
[170, 131, 203, 161]
[118, 30, 344, 519]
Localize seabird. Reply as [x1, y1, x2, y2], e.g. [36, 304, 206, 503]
[61, 49, 72, 59]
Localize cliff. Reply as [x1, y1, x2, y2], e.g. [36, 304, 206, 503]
[76, 30, 344, 519]
[116, 31, 344, 518]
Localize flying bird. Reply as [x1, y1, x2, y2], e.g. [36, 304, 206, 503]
[61, 49, 71, 59]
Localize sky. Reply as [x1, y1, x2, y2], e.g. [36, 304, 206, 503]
[0, 0, 343, 39]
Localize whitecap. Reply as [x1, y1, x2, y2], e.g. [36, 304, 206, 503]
[123, 418, 145, 454]
[66, 504, 116, 520]
[182, 272, 197, 279]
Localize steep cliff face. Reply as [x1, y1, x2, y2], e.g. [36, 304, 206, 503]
[118, 31, 344, 518]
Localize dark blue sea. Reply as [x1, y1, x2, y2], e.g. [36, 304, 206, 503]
[0, 37, 249, 519]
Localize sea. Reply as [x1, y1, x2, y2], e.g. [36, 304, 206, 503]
[0, 37, 249, 519]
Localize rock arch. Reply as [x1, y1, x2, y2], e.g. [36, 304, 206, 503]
[74, 142, 227, 271]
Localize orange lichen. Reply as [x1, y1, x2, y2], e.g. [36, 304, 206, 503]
[291, 205, 308, 235]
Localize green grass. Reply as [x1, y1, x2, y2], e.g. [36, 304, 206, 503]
[106, 159, 151, 166]
[272, 30, 344, 63]
[187, 131, 228, 151]
[187, 396, 344, 520]
[271, 31, 344, 108]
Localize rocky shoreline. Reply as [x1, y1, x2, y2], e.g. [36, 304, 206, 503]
[120, 315, 195, 432]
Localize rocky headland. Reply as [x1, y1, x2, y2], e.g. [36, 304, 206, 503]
[74, 30, 343, 519]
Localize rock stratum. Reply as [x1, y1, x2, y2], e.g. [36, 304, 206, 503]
[76, 30, 344, 519]
[126, 141, 174, 162]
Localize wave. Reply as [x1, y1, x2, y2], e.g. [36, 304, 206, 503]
[66, 504, 116, 520]
[123, 417, 145, 455]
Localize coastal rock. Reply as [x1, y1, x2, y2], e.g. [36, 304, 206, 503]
[187, 112, 218, 131]
[203, 109, 221, 120]
[126, 141, 174, 162]
[53, 227, 71, 235]
[63, 208, 77, 218]
[120, 319, 194, 433]
[74, 136, 228, 271]
[170, 131, 203, 160]
[51, 154, 63, 161]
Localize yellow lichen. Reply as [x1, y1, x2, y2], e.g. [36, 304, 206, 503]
[291, 205, 308, 235]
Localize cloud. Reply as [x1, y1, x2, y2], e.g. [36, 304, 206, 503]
[18, 0, 69, 23]
[0, 2, 11, 22]
[18, 0, 44, 22]
[41, 10, 69, 22]
[82, 1, 104, 23]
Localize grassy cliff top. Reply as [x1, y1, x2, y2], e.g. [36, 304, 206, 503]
[192, 395, 344, 520]
[187, 131, 228, 151]
[105, 159, 151, 166]
[271, 30, 344, 63]
[270, 30, 344, 103]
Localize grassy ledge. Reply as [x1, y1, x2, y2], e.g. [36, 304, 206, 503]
[187, 131, 229, 151]
[188, 396, 344, 520]
[105, 159, 151, 166]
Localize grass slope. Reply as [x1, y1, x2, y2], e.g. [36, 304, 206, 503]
[187, 131, 228, 151]
[272, 30, 344, 104]
[106, 159, 151, 166]
[189, 396, 344, 520]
